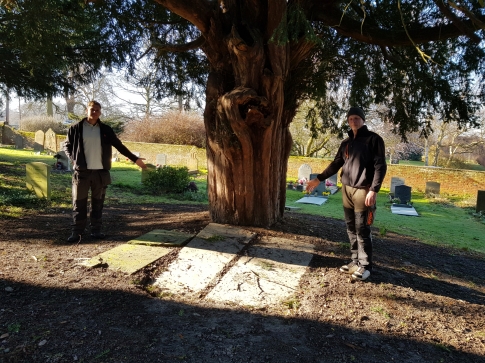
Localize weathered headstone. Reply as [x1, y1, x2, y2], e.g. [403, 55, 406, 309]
[56, 150, 70, 171]
[188, 152, 198, 171]
[156, 153, 167, 167]
[394, 185, 411, 204]
[390, 177, 405, 194]
[141, 163, 157, 183]
[298, 164, 312, 182]
[476, 190, 485, 213]
[34, 130, 44, 152]
[390, 158, 399, 164]
[44, 128, 57, 154]
[26, 162, 51, 199]
[112, 151, 119, 162]
[425, 181, 440, 194]
[15, 135, 23, 149]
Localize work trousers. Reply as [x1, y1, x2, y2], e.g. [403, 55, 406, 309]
[341, 184, 374, 269]
[71, 170, 109, 234]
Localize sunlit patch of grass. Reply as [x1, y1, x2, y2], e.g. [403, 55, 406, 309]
[370, 306, 391, 319]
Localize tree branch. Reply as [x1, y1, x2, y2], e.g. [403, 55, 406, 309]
[154, 0, 213, 34]
[151, 35, 206, 53]
[307, 2, 485, 46]
[432, 0, 481, 43]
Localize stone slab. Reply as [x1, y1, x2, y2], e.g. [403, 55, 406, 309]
[391, 205, 419, 216]
[128, 229, 194, 247]
[206, 236, 314, 307]
[82, 244, 172, 274]
[153, 223, 256, 296]
[295, 196, 328, 205]
[26, 162, 51, 199]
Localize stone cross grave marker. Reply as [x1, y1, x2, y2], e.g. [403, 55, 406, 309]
[476, 190, 485, 213]
[34, 130, 44, 152]
[394, 185, 411, 204]
[390, 177, 405, 194]
[15, 135, 23, 149]
[425, 181, 440, 194]
[26, 162, 51, 199]
[156, 153, 167, 167]
[298, 164, 312, 182]
[44, 128, 57, 154]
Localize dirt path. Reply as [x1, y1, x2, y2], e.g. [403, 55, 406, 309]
[1, 203, 484, 363]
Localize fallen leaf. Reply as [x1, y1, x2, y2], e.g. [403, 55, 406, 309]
[0, 333, 9, 339]
[38, 339, 47, 346]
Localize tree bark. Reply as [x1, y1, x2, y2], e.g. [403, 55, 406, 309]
[200, 1, 298, 226]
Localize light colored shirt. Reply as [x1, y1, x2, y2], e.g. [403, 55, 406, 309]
[82, 120, 104, 170]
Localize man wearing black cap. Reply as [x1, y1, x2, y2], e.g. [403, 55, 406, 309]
[307, 107, 387, 281]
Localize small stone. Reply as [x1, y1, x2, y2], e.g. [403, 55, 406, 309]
[38, 340, 47, 346]
[5, 287, 13, 292]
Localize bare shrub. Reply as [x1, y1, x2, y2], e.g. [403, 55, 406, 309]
[20, 116, 67, 134]
[121, 111, 206, 148]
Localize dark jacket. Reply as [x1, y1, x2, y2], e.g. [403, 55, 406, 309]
[317, 125, 387, 192]
[62, 118, 139, 171]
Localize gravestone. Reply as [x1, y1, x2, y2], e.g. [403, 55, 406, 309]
[56, 150, 70, 171]
[15, 135, 23, 149]
[310, 173, 326, 195]
[188, 152, 198, 171]
[156, 153, 167, 167]
[476, 190, 485, 213]
[298, 164, 312, 182]
[390, 177, 405, 194]
[44, 128, 57, 154]
[26, 162, 51, 199]
[141, 164, 157, 183]
[326, 173, 338, 186]
[112, 151, 119, 162]
[394, 185, 411, 204]
[34, 130, 44, 152]
[425, 181, 440, 194]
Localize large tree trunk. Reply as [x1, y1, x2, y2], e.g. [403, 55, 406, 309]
[202, 2, 297, 227]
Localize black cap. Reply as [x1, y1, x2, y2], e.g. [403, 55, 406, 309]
[346, 107, 365, 121]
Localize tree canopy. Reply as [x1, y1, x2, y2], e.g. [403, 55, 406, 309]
[2, 0, 485, 226]
[1, 1, 484, 134]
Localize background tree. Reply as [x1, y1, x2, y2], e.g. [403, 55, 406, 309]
[1, 0, 484, 226]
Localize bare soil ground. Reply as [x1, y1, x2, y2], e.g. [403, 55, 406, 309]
[1, 203, 484, 363]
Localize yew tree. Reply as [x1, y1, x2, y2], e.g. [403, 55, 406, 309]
[2, 0, 485, 227]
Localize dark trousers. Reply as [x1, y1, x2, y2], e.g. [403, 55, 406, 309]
[71, 170, 108, 234]
[342, 185, 373, 269]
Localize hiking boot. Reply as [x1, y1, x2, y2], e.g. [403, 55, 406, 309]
[67, 233, 81, 243]
[352, 266, 371, 281]
[90, 232, 106, 239]
[340, 261, 359, 274]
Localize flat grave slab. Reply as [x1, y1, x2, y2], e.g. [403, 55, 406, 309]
[206, 236, 314, 308]
[295, 196, 328, 205]
[391, 204, 419, 216]
[128, 229, 193, 247]
[81, 244, 172, 274]
[153, 223, 256, 297]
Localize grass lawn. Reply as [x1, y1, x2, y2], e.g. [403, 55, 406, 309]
[1, 146, 484, 254]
